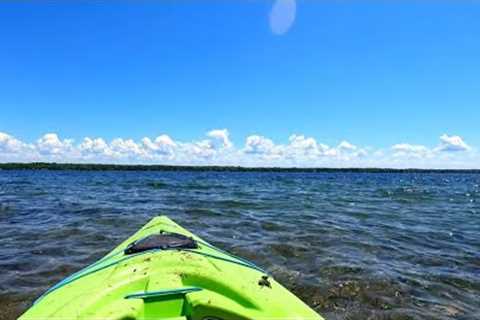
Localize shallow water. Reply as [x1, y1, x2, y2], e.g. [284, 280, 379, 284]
[1, 170, 479, 320]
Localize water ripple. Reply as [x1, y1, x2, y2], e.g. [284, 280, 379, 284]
[1, 171, 480, 319]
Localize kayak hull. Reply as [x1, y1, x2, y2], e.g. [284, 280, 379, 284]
[20, 216, 323, 320]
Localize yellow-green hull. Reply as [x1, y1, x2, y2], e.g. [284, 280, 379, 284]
[20, 216, 323, 320]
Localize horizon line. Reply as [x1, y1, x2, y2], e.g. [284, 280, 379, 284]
[1, 162, 479, 173]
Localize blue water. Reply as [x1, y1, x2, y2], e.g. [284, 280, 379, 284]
[1, 170, 479, 319]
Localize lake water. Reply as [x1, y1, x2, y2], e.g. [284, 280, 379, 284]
[1, 170, 479, 319]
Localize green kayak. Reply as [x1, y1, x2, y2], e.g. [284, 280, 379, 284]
[20, 216, 323, 320]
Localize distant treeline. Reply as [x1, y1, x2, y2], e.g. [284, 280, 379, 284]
[0, 162, 479, 173]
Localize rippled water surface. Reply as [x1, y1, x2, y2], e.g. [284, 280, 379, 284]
[1, 170, 479, 319]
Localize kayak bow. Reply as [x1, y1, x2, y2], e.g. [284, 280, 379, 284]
[20, 216, 323, 320]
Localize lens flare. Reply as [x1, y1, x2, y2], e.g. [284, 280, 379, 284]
[269, 0, 297, 35]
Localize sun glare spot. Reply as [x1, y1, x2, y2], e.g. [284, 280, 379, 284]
[269, 0, 297, 35]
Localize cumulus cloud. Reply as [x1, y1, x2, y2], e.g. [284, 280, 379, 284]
[36, 133, 74, 155]
[436, 134, 471, 152]
[110, 138, 145, 158]
[0, 132, 28, 153]
[0, 130, 477, 168]
[189, 139, 216, 159]
[333, 140, 368, 161]
[79, 137, 110, 155]
[288, 134, 320, 154]
[338, 140, 357, 151]
[392, 143, 431, 158]
[244, 135, 279, 155]
[269, 0, 296, 35]
[207, 129, 233, 149]
[391, 134, 472, 159]
[240, 134, 368, 166]
[142, 135, 176, 156]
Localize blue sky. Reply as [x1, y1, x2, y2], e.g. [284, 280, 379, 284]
[0, 1, 479, 167]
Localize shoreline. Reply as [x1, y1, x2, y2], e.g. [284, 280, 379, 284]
[0, 162, 479, 173]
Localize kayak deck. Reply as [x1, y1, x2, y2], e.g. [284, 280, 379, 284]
[20, 216, 323, 320]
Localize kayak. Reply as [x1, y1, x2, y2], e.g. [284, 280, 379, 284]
[20, 215, 323, 320]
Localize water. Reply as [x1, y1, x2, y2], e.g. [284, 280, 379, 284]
[1, 170, 479, 320]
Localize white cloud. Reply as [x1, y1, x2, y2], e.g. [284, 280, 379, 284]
[269, 0, 296, 35]
[155, 135, 176, 147]
[110, 138, 145, 158]
[189, 139, 216, 159]
[332, 141, 368, 162]
[324, 148, 338, 157]
[142, 134, 176, 156]
[392, 143, 431, 158]
[436, 134, 471, 152]
[207, 129, 233, 149]
[0, 132, 28, 153]
[241, 135, 368, 166]
[390, 134, 471, 160]
[79, 137, 110, 155]
[338, 140, 357, 151]
[0, 130, 477, 168]
[244, 135, 279, 155]
[355, 148, 368, 158]
[288, 134, 320, 154]
[36, 133, 74, 155]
